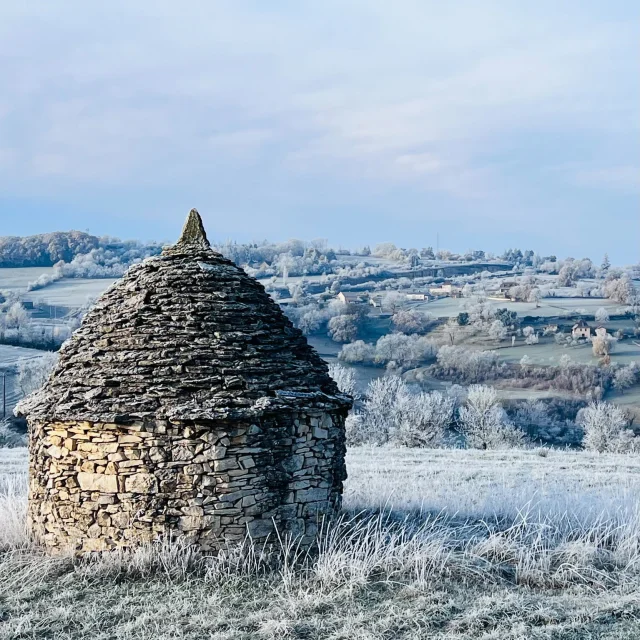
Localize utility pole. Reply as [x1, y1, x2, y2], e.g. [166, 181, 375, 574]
[2, 373, 5, 420]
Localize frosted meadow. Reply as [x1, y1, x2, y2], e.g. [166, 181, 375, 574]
[3, 446, 640, 639]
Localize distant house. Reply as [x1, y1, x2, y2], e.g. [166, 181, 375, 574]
[498, 281, 518, 300]
[429, 282, 461, 297]
[543, 323, 559, 334]
[572, 320, 592, 339]
[406, 291, 430, 301]
[336, 292, 366, 305]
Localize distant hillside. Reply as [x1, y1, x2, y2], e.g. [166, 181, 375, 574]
[0, 231, 100, 268]
[0, 231, 164, 278]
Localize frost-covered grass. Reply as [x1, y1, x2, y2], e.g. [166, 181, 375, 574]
[3, 447, 640, 638]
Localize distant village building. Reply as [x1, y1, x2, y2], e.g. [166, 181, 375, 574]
[498, 281, 518, 300]
[369, 294, 383, 308]
[405, 291, 430, 301]
[429, 282, 462, 298]
[336, 291, 366, 305]
[572, 319, 592, 339]
[17, 210, 351, 555]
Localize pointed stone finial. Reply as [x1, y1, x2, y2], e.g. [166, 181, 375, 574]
[177, 208, 210, 247]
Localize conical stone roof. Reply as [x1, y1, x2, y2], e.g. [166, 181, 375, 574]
[19, 210, 351, 424]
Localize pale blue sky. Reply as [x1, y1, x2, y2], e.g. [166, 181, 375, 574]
[1, 1, 638, 262]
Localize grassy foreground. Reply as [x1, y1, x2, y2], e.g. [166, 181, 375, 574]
[2, 447, 640, 639]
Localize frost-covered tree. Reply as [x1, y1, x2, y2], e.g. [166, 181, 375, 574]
[382, 291, 406, 314]
[603, 274, 635, 305]
[394, 390, 455, 447]
[528, 287, 542, 308]
[356, 376, 453, 447]
[613, 364, 638, 394]
[391, 309, 433, 335]
[5, 302, 29, 330]
[457, 385, 525, 449]
[559, 353, 572, 369]
[328, 314, 359, 343]
[595, 307, 610, 324]
[488, 319, 508, 342]
[338, 340, 376, 364]
[592, 328, 616, 357]
[328, 363, 358, 399]
[520, 354, 532, 369]
[579, 401, 636, 452]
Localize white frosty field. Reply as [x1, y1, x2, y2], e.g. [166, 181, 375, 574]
[23, 277, 117, 307]
[0, 266, 55, 291]
[416, 295, 623, 319]
[3, 446, 640, 637]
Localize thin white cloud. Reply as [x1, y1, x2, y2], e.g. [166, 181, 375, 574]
[0, 1, 637, 260]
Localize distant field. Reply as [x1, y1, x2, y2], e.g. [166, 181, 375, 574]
[23, 278, 117, 307]
[481, 337, 640, 367]
[0, 267, 55, 292]
[416, 295, 624, 319]
[0, 344, 51, 414]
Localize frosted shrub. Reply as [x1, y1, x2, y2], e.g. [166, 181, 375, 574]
[327, 314, 358, 343]
[345, 413, 368, 446]
[579, 402, 638, 453]
[338, 340, 375, 364]
[359, 376, 406, 445]
[488, 320, 507, 341]
[457, 385, 525, 449]
[391, 309, 434, 334]
[435, 345, 499, 383]
[591, 330, 616, 357]
[393, 391, 454, 447]
[355, 376, 452, 447]
[613, 363, 638, 393]
[328, 363, 358, 399]
[374, 333, 437, 368]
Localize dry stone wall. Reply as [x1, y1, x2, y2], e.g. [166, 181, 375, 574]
[28, 409, 347, 554]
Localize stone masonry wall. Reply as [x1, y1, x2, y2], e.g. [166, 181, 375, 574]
[28, 410, 347, 554]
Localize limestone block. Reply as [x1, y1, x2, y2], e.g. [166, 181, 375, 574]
[124, 473, 158, 494]
[247, 519, 274, 538]
[214, 458, 237, 472]
[77, 472, 118, 493]
[313, 427, 328, 439]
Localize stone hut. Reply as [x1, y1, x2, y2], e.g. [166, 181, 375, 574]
[17, 210, 351, 554]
